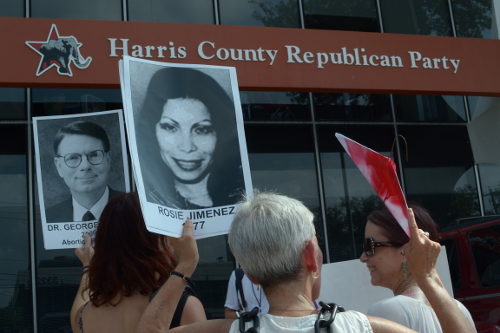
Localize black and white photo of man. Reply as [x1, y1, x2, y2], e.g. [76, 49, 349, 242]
[46, 120, 123, 222]
[33, 110, 129, 248]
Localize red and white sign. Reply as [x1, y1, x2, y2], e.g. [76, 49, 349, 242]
[336, 133, 409, 236]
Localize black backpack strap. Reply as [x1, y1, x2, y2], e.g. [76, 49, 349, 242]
[235, 268, 247, 310]
[170, 288, 191, 328]
[149, 283, 197, 329]
[238, 307, 260, 333]
[314, 301, 346, 333]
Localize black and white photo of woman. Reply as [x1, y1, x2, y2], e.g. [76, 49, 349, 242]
[133, 65, 245, 209]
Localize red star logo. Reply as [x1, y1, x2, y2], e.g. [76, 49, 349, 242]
[26, 24, 92, 77]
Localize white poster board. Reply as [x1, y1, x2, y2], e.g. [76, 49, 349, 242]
[119, 56, 252, 239]
[33, 110, 130, 249]
[318, 247, 453, 314]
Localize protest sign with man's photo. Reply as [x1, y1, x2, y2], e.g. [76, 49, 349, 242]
[120, 56, 252, 239]
[33, 110, 130, 249]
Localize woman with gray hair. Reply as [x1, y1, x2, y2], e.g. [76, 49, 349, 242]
[135, 192, 476, 333]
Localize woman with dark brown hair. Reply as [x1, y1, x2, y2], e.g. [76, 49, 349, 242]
[70, 192, 206, 333]
[135, 67, 245, 209]
[360, 203, 476, 332]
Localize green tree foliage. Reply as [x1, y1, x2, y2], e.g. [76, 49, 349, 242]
[452, 0, 492, 38]
[447, 184, 481, 224]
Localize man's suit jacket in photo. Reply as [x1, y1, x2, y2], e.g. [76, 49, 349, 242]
[45, 188, 123, 223]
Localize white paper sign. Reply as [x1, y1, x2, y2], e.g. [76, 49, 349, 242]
[318, 247, 453, 314]
[119, 56, 252, 239]
[33, 110, 130, 249]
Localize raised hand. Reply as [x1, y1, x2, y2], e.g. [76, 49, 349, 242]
[170, 219, 199, 276]
[75, 234, 94, 267]
[404, 208, 441, 283]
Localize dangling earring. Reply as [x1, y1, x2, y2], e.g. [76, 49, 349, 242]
[401, 252, 408, 283]
[311, 270, 320, 279]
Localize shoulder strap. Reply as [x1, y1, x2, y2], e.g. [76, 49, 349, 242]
[238, 307, 260, 333]
[235, 268, 247, 310]
[314, 302, 346, 333]
[169, 288, 191, 329]
[78, 302, 89, 333]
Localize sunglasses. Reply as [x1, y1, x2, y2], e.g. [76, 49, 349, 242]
[363, 237, 405, 257]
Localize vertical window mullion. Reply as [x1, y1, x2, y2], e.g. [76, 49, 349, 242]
[447, 0, 457, 37]
[310, 92, 331, 263]
[123, 0, 128, 21]
[298, 0, 305, 29]
[376, 0, 385, 33]
[214, 0, 220, 25]
[389, 94, 406, 195]
[27, 87, 38, 333]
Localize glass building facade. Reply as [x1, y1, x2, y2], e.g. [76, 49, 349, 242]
[1, 0, 499, 332]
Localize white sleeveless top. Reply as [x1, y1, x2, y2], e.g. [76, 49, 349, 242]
[229, 311, 372, 333]
[368, 295, 476, 333]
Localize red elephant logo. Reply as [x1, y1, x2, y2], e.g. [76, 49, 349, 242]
[26, 24, 92, 77]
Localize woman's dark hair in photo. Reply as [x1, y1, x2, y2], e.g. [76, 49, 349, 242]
[367, 202, 439, 243]
[136, 66, 244, 207]
[87, 192, 178, 306]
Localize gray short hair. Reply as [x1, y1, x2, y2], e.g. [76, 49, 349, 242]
[228, 191, 315, 289]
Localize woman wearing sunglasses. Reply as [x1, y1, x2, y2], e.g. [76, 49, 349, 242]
[135, 194, 476, 333]
[360, 204, 476, 332]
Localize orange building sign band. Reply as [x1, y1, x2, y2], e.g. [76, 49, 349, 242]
[1, 17, 499, 96]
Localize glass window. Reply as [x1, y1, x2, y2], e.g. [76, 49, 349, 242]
[244, 124, 326, 256]
[192, 235, 235, 319]
[219, 0, 300, 28]
[393, 95, 466, 122]
[31, 0, 121, 20]
[0, 125, 32, 333]
[0, 88, 26, 120]
[448, 167, 481, 222]
[380, 0, 453, 36]
[468, 225, 500, 289]
[317, 124, 396, 262]
[398, 125, 477, 228]
[128, 0, 214, 24]
[32, 89, 122, 117]
[478, 163, 500, 215]
[0, 0, 24, 16]
[441, 238, 463, 293]
[313, 93, 392, 122]
[303, 0, 380, 32]
[32, 89, 122, 332]
[451, 0, 494, 38]
[241, 91, 311, 121]
[467, 96, 500, 120]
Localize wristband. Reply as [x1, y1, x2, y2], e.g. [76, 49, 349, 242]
[82, 270, 89, 276]
[83, 266, 89, 270]
[170, 271, 194, 286]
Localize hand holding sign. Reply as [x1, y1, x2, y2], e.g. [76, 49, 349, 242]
[335, 133, 409, 236]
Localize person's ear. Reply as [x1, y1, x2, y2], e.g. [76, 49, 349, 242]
[246, 275, 259, 285]
[304, 239, 319, 273]
[54, 157, 64, 178]
[103, 151, 111, 172]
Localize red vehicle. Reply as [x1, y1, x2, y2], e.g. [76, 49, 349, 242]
[440, 216, 500, 333]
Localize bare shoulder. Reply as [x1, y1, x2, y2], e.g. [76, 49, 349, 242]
[170, 319, 235, 333]
[179, 295, 207, 325]
[367, 315, 417, 333]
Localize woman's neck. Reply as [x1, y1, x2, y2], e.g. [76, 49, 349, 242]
[174, 175, 212, 207]
[394, 281, 419, 296]
[267, 282, 317, 317]
[393, 279, 431, 307]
